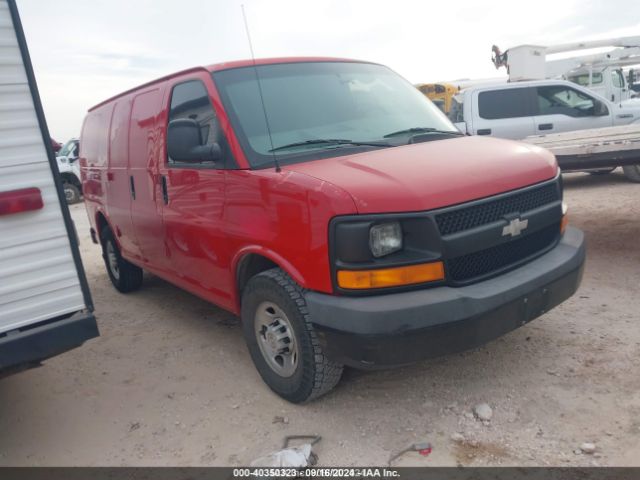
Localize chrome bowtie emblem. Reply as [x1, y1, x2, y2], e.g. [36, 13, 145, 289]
[502, 218, 529, 237]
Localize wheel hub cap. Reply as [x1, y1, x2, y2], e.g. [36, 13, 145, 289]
[254, 302, 298, 378]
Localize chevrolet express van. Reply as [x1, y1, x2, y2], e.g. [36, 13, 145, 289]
[81, 58, 585, 403]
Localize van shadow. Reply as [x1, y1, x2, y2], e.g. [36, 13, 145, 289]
[127, 272, 546, 409]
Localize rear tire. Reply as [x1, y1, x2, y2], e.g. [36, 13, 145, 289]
[623, 164, 640, 183]
[241, 268, 344, 403]
[100, 226, 143, 293]
[63, 182, 81, 204]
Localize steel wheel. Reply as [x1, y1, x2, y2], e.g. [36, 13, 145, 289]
[241, 268, 344, 402]
[64, 185, 74, 202]
[254, 301, 298, 378]
[106, 240, 120, 281]
[63, 182, 81, 204]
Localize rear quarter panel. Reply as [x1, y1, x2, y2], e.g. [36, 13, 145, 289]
[79, 102, 114, 235]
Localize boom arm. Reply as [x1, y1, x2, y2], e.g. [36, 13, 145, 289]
[493, 36, 640, 81]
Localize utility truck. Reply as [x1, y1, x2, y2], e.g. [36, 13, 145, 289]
[491, 36, 640, 103]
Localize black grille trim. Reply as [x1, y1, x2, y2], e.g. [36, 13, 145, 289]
[446, 223, 561, 284]
[436, 182, 560, 236]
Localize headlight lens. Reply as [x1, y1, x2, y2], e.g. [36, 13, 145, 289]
[369, 221, 403, 258]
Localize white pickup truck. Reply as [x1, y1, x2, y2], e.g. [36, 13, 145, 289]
[450, 79, 640, 138]
[450, 79, 640, 181]
[56, 138, 82, 204]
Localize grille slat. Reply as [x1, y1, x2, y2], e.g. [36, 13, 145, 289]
[436, 183, 560, 236]
[446, 223, 560, 283]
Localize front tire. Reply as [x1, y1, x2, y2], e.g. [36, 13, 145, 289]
[241, 268, 344, 403]
[623, 164, 640, 183]
[100, 226, 143, 293]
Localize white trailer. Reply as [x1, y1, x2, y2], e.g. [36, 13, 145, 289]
[0, 0, 97, 373]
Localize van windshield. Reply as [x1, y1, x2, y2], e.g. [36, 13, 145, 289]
[213, 62, 457, 168]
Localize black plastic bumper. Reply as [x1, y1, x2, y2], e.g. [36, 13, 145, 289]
[305, 227, 585, 369]
[0, 310, 99, 374]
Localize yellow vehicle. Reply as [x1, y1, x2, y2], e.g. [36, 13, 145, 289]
[416, 83, 459, 114]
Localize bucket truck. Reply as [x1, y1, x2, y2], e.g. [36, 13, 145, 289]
[491, 36, 640, 103]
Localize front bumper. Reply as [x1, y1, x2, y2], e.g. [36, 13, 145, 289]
[305, 226, 585, 369]
[0, 310, 99, 374]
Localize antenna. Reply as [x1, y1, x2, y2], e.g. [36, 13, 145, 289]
[241, 5, 281, 173]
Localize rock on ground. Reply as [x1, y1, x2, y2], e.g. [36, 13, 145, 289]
[473, 403, 493, 422]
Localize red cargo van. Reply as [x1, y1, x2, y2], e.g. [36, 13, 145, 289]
[81, 58, 585, 403]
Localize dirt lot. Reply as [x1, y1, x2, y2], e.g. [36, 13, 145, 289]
[0, 171, 639, 467]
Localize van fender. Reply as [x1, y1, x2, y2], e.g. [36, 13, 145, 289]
[231, 246, 307, 306]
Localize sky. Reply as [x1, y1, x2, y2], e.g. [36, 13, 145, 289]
[16, 0, 640, 141]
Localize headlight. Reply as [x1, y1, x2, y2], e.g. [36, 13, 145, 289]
[369, 221, 403, 258]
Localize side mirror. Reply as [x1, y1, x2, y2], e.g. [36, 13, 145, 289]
[167, 119, 221, 163]
[593, 101, 609, 116]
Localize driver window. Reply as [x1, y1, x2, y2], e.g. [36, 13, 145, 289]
[536, 86, 597, 117]
[611, 70, 624, 88]
[168, 80, 225, 167]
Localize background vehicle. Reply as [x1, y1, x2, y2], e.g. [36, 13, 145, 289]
[450, 79, 640, 181]
[0, 0, 98, 375]
[50, 138, 61, 153]
[416, 82, 459, 113]
[56, 138, 82, 203]
[450, 79, 640, 139]
[491, 36, 640, 103]
[81, 58, 583, 403]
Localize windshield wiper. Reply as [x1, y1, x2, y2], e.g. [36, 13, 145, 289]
[383, 127, 464, 138]
[269, 138, 391, 153]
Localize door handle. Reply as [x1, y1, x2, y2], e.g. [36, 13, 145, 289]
[129, 176, 136, 200]
[161, 175, 169, 205]
[477, 128, 492, 135]
[538, 123, 553, 131]
[616, 113, 633, 119]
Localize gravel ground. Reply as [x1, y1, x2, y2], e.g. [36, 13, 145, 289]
[0, 170, 638, 467]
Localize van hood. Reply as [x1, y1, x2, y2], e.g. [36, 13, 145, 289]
[284, 136, 558, 214]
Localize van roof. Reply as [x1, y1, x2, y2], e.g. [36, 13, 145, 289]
[88, 57, 374, 112]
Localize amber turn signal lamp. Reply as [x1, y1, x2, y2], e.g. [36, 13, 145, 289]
[337, 261, 445, 290]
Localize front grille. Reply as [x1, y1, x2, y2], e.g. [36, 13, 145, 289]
[446, 223, 560, 283]
[436, 182, 560, 236]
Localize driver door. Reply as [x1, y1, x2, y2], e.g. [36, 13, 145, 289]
[157, 74, 233, 307]
[533, 85, 612, 135]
